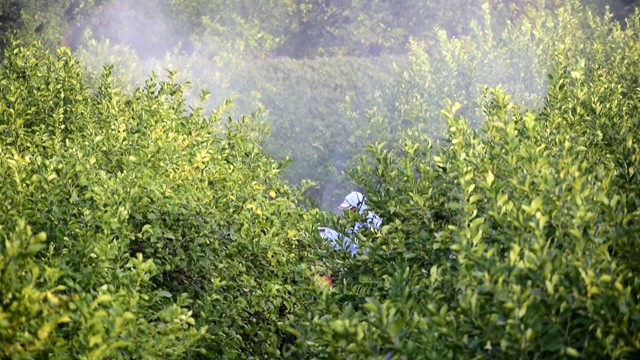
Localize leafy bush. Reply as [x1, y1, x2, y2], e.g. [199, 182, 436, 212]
[289, 6, 640, 359]
[1, 220, 203, 359]
[0, 41, 331, 358]
[74, 39, 403, 208]
[0, 0, 106, 53]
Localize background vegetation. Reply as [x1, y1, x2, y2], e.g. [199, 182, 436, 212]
[4, 0, 639, 208]
[2, 0, 640, 358]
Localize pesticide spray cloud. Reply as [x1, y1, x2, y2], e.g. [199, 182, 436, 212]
[66, 1, 191, 59]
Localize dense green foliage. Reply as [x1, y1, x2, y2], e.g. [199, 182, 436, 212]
[3, 0, 640, 359]
[0, 43, 335, 358]
[288, 7, 640, 359]
[0, 0, 107, 52]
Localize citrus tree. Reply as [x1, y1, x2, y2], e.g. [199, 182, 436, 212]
[0, 40, 332, 358]
[288, 6, 640, 359]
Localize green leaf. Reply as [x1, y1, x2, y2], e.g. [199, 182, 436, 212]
[486, 170, 494, 186]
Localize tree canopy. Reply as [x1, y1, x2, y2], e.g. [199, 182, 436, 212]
[2, 1, 640, 359]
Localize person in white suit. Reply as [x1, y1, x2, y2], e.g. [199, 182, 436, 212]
[319, 191, 381, 256]
[337, 191, 382, 232]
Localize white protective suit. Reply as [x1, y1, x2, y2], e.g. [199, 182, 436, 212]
[320, 191, 381, 256]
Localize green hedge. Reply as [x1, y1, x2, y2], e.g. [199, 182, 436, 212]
[288, 7, 640, 359]
[0, 42, 333, 358]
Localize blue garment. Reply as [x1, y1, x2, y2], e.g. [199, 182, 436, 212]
[320, 193, 382, 256]
[350, 202, 382, 234]
[319, 204, 382, 256]
[319, 227, 358, 256]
